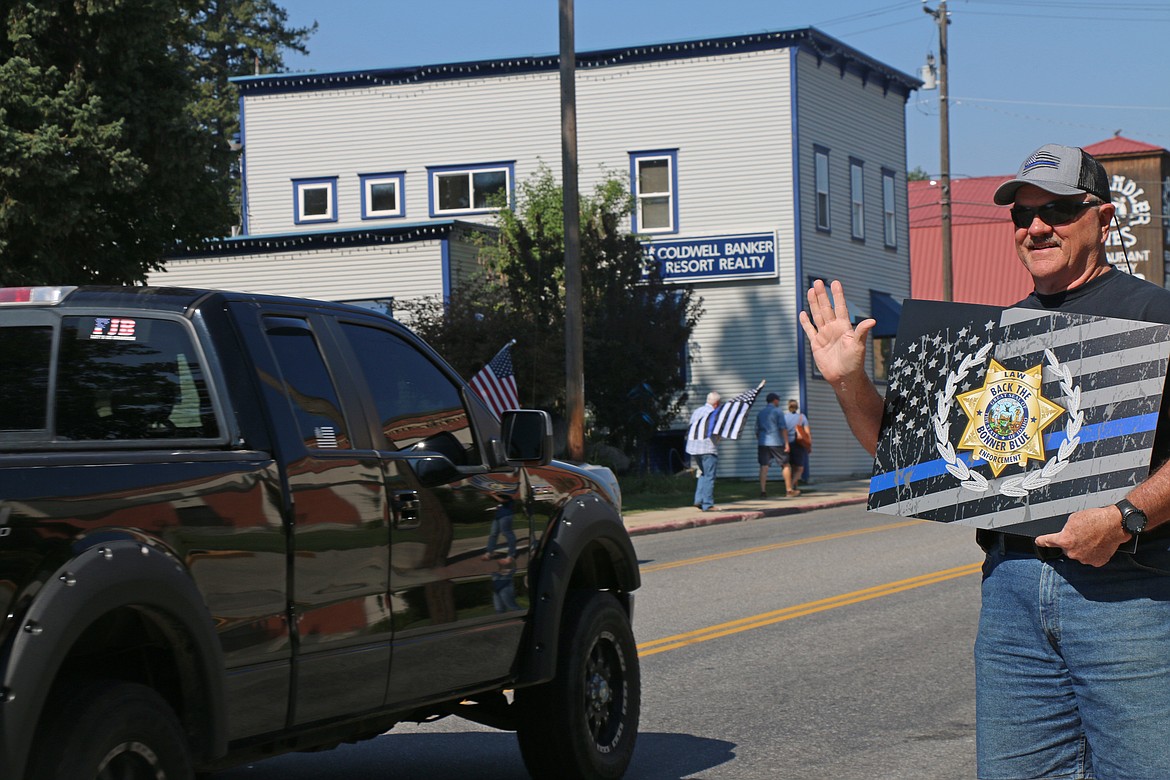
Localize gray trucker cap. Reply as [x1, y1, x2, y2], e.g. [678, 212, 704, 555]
[992, 143, 1111, 205]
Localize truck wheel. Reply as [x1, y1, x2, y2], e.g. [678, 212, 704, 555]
[29, 680, 193, 780]
[516, 591, 640, 780]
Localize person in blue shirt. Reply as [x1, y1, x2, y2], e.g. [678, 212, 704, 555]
[756, 392, 788, 498]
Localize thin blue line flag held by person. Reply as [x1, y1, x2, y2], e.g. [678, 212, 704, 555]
[470, 340, 520, 419]
[687, 380, 766, 441]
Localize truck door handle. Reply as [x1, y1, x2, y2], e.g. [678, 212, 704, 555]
[392, 490, 421, 530]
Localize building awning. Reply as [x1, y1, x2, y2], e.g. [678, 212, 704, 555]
[870, 290, 902, 338]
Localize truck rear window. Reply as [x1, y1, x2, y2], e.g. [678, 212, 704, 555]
[0, 326, 53, 430]
[0, 315, 219, 441]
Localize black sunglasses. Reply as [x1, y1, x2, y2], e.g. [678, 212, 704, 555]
[1010, 200, 1099, 229]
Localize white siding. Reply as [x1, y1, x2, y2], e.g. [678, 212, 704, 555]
[795, 48, 914, 479]
[150, 240, 447, 302]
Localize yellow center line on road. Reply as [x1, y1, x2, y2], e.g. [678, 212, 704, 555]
[637, 561, 983, 657]
[639, 519, 927, 574]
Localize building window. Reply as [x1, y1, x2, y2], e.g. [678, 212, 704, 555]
[850, 159, 865, 241]
[882, 168, 897, 248]
[293, 177, 337, 224]
[814, 147, 830, 232]
[427, 162, 513, 216]
[360, 172, 405, 219]
[630, 150, 678, 234]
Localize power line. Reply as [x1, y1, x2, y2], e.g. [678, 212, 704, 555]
[962, 0, 1169, 9]
[812, 2, 919, 28]
[952, 97, 1170, 112]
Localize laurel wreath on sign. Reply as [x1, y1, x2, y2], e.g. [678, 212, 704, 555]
[932, 343, 993, 492]
[931, 345, 1082, 497]
[998, 349, 1082, 498]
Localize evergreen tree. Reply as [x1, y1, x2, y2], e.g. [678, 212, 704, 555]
[186, 1, 315, 216]
[0, 0, 313, 284]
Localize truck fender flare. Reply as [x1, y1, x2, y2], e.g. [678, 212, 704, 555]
[516, 492, 640, 686]
[0, 538, 227, 779]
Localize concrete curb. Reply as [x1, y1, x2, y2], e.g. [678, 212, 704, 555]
[624, 494, 868, 537]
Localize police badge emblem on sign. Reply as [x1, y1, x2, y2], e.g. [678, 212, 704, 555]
[868, 300, 1170, 537]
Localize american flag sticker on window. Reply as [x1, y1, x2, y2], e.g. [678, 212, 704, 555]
[89, 317, 138, 341]
[868, 299, 1170, 537]
[314, 427, 338, 448]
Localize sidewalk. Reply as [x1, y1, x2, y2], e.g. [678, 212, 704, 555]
[622, 478, 872, 537]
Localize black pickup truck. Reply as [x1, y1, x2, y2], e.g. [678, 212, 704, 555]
[0, 285, 640, 780]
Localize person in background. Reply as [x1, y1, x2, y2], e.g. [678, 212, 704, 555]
[685, 391, 722, 511]
[756, 392, 789, 498]
[799, 142, 1170, 779]
[783, 399, 809, 496]
[482, 491, 517, 565]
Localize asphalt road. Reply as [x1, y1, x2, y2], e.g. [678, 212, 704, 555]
[211, 504, 983, 780]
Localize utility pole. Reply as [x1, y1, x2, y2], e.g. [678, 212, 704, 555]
[924, 0, 953, 301]
[559, 0, 585, 462]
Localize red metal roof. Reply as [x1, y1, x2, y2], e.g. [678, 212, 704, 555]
[909, 177, 1032, 306]
[1084, 135, 1165, 157]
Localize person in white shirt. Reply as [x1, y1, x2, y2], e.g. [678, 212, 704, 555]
[685, 391, 722, 511]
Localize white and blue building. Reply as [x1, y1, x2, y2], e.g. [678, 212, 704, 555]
[152, 27, 919, 480]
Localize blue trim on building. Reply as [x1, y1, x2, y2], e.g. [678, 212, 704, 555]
[425, 161, 515, 218]
[359, 171, 407, 220]
[232, 27, 920, 99]
[790, 47, 808, 423]
[629, 149, 680, 235]
[172, 220, 478, 258]
[292, 177, 339, 225]
[238, 95, 248, 235]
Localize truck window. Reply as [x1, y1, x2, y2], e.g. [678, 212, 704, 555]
[263, 319, 351, 450]
[55, 316, 219, 441]
[339, 322, 479, 465]
[0, 326, 53, 431]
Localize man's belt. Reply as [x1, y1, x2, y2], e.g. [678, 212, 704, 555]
[977, 525, 1170, 561]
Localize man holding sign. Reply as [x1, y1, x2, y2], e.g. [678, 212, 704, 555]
[801, 144, 1170, 779]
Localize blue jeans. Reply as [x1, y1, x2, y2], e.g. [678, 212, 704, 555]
[976, 542, 1170, 779]
[693, 452, 717, 509]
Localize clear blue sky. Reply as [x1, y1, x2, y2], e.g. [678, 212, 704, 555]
[277, 0, 1170, 179]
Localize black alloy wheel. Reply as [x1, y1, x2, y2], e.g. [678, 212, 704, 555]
[28, 679, 194, 780]
[516, 591, 641, 780]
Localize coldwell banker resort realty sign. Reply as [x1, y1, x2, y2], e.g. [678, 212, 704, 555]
[642, 232, 778, 284]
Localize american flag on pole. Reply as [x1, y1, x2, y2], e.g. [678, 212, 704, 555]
[470, 340, 520, 419]
[687, 380, 765, 441]
[868, 300, 1170, 537]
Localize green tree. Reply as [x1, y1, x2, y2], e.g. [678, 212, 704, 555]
[402, 167, 703, 461]
[908, 165, 931, 181]
[0, 0, 227, 284]
[0, 0, 313, 285]
[186, 1, 315, 215]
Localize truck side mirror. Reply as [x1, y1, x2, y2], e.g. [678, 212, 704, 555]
[500, 410, 553, 466]
[409, 454, 461, 487]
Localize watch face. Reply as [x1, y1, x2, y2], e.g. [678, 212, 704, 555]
[1122, 507, 1148, 534]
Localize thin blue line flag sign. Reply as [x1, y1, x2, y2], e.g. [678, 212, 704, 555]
[868, 300, 1170, 537]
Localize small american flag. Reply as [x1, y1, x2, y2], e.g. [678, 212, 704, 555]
[471, 340, 520, 419]
[687, 380, 765, 441]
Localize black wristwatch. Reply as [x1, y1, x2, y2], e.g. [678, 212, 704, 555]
[1116, 498, 1148, 540]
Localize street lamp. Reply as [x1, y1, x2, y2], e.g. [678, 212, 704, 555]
[922, 0, 953, 302]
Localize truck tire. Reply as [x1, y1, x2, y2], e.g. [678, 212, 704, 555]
[516, 591, 640, 780]
[28, 679, 194, 780]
